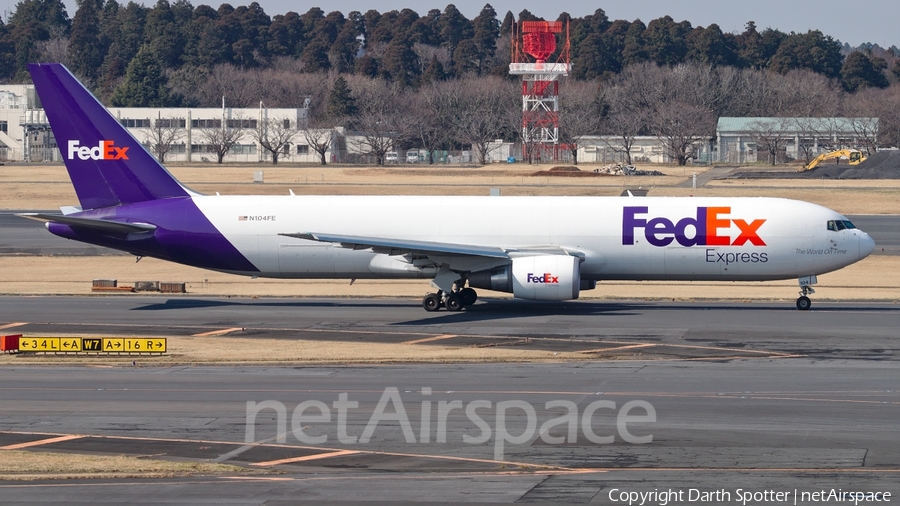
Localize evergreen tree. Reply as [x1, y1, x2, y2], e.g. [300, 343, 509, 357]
[516, 9, 539, 22]
[585, 8, 610, 33]
[769, 30, 842, 78]
[408, 10, 440, 46]
[68, 0, 105, 81]
[110, 45, 173, 106]
[686, 24, 736, 67]
[644, 15, 690, 66]
[452, 39, 479, 75]
[382, 37, 419, 86]
[437, 4, 472, 56]
[841, 51, 890, 92]
[355, 54, 379, 77]
[100, 1, 146, 86]
[499, 11, 514, 38]
[420, 54, 446, 84]
[327, 75, 357, 118]
[471, 4, 499, 74]
[6, 0, 71, 78]
[329, 21, 361, 74]
[0, 19, 17, 80]
[300, 36, 330, 72]
[621, 20, 648, 67]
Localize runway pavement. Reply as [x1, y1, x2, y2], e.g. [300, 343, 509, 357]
[1, 296, 899, 504]
[2, 211, 898, 256]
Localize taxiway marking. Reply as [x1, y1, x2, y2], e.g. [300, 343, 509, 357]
[0, 434, 83, 450]
[191, 327, 244, 337]
[252, 450, 360, 466]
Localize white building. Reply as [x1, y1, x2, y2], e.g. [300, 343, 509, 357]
[0, 85, 38, 162]
[0, 83, 353, 164]
[574, 136, 713, 165]
[106, 106, 329, 163]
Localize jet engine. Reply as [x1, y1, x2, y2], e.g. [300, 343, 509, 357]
[468, 254, 582, 301]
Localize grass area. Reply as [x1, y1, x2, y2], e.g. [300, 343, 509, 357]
[0, 334, 622, 366]
[2, 163, 899, 213]
[0, 450, 266, 480]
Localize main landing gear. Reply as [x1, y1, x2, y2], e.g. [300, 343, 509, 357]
[796, 275, 817, 311]
[422, 287, 478, 312]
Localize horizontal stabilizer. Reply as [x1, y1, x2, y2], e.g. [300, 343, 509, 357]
[280, 232, 510, 259]
[18, 213, 157, 234]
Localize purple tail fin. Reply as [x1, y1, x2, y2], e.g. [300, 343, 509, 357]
[28, 63, 189, 210]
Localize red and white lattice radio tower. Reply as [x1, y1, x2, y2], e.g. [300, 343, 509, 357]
[509, 19, 571, 162]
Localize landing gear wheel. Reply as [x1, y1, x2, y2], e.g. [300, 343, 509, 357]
[423, 293, 442, 312]
[459, 287, 477, 306]
[445, 293, 464, 311]
[796, 296, 811, 311]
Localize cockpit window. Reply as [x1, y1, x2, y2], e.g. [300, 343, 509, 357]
[827, 220, 857, 231]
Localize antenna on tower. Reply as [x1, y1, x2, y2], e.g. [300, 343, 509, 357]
[509, 18, 571, 163]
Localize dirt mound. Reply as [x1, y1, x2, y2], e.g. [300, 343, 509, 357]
[533, 163, 666, 177]
[532, 166, 611, 177]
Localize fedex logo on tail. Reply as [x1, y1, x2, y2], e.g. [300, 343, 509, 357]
[623, 206, 766, 247]
[527, 272, 559, 283]
[67, 140, 129, 161]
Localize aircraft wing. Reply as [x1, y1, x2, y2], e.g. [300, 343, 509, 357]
[18, 213, 157, 234]
[279, 232, 511, 259]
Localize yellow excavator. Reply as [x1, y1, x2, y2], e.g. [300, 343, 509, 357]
[800, 149, 866, 172]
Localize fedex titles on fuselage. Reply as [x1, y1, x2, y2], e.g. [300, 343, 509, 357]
[67, 140, 129, 161]
[623, 206, 770, 264]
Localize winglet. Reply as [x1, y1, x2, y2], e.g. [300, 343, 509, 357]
[27, 63, 189, 210]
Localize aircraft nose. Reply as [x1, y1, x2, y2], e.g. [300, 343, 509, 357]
[858, 231, 875, 259]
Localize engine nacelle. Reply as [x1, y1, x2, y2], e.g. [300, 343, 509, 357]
[469, 255, 581, 301]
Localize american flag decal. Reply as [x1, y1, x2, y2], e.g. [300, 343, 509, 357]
[238, 216, 247, 221]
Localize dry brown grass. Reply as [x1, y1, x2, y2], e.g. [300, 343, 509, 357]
[0, 450, 263, 480]
[3, 163, 899, 213]
[0, 335, 604, 366]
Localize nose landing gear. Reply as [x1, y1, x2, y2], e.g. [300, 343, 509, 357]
[796, 275, 817, 311]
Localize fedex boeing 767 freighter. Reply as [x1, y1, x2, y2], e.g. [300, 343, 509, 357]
[21, 63, 875, 311]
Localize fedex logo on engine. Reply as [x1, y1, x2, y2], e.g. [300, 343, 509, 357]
[67, 140, 129, 161]
[527, 272, 559, 283]
[623, 206, 766, 247]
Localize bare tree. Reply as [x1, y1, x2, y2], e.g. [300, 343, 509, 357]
[854, 86, 900, 149]
[253, 117, 300, 164]
[452, 77, 517, 165]
[408, 86, 449, 165]
[352, 80, 410, 165]
[841, 89, 886, 155]
[626, 63, 717, 166]
[791, 117, 842, 163]
[747, 118, 792, 165]
[653, 101, 716, 165]
[301, 121, 336, 165]
[599, 77, 651, 165]
[37, 27, 71, 68]
[557, 80, 604, 165]
[197, 119, 244, 164]
[145, 114, 184, 163]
